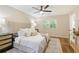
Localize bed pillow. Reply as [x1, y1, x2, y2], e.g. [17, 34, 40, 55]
[18, 28, 31, 37]
[31, 31, 38, 36]
[17, 30, 26, 36]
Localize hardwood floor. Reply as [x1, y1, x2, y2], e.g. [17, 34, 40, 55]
[59, 38, 74, 53]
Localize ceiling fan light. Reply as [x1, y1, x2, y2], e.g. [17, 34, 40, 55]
[40, 11, 43, 14]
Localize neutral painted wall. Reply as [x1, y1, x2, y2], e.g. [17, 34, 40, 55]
[36, 14, 70, 38]
[1, 6, 72, 38]
[5, 12, 31, 33]
[75, 8, 79, 29]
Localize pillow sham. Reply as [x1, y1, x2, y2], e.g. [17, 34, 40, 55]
[18, 28, 31, 37]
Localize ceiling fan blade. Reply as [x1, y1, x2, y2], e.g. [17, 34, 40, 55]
[40, 6, 43, 10]
[32, 7, 40, 10]
[44, 5, 49, 9]
[43, 10, 52, 12]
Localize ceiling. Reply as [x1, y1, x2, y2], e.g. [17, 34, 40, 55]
[0, 5, 76, 18]
[10, 5, 76, 17]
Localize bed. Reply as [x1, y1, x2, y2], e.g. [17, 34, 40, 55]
[13, 28, 49, 53]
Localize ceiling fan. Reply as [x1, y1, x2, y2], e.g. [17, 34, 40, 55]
[32, 5, 52, 13]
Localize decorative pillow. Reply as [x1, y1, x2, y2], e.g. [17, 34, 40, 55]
[31, 31, 38, 36]
[31, 28, 38, 36]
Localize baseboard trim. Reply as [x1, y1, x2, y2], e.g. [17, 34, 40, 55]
[50, 36, 69, 39]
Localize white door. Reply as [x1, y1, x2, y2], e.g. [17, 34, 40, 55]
[69, 13, 76, 44]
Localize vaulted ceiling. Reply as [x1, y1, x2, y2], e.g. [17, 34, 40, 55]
[0, 5, 77, 18]
[10, 5, 76, 17]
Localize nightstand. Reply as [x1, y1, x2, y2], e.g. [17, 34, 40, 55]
[0, 33, 13, 53]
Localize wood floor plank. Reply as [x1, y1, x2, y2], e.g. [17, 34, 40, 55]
[59, 38, 74, 53]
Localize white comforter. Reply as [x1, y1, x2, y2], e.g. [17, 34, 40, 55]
[14, 35, 47, 53]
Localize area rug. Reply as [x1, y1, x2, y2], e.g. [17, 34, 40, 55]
[45, 38, 62, 53]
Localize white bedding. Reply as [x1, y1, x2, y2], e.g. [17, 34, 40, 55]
[14, 34, 47, 53]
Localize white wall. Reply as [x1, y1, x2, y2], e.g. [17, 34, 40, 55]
[5, 12, 31, 33]
[0, 6, 32, 33]
[36, 14, 70, 38]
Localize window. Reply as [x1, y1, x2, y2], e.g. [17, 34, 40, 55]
[42, 18, 57, 30]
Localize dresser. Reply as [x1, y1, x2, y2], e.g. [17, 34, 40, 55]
[0, 33, 13, 53]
